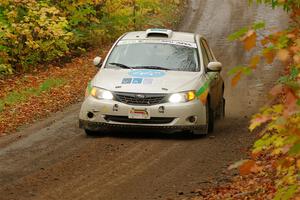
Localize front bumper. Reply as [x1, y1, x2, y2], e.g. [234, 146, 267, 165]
[79, 119, 207, 132]
[79, 96, 207, 131]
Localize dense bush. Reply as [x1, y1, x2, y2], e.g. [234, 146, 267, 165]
[0, 0, 181, 75]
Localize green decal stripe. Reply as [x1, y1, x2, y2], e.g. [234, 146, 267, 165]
[87, 82, 92, 94]
[196, 82, 209, 97]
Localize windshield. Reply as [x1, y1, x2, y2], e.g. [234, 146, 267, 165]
[105, 42, 199, 72]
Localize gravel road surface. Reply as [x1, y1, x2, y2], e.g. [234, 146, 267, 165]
[0, 1, 287, 200]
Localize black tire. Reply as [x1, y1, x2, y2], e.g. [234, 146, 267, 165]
[207, 100, 214, 133]
[221, 97, 225, 118]
[193, 99, 214, 135]
[84, 129, 98, 136]
[216, 97, 226, 119]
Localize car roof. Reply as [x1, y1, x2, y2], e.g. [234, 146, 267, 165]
[121, 29, 197, 43]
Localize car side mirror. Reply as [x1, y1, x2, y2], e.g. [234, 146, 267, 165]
[93, 56, 102, 68]
[207, 61, 222, 72]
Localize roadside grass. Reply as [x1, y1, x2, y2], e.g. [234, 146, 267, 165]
[0, 78, 66, 112]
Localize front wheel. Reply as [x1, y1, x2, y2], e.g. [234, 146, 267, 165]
[216, 97, 225, 119]
[85, 129, 98, 137]
[193, 100, 214, 135]
[207, 101, 214, 133]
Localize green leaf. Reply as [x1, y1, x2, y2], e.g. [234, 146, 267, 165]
[227, 66, 244, 76]
[0, 45, 9, 52]
[242, 67, 252, 75]
[228, 27, 249, 41]
[288, 142, 300, 155]
[275, 185, 298, 200]
[290, 67, 299, 80]
[253, 21, 265, 30]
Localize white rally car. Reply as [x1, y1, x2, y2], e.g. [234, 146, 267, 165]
[79, 29, 225, 136]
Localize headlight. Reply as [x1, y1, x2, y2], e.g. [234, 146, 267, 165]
[90, 87, 114, 100]
[168, 91, 196, 103]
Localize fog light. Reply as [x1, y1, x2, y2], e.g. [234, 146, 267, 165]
[87, 112, 94, 119]
[187, 116, 197, 123]
[113, 104, 119, 112]
[158, 106, 165, 113]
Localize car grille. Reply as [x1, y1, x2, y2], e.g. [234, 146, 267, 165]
[114, 92, 167, 106]
[104, 116, 175, 124]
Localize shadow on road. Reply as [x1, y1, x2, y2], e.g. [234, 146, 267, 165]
[83, 117, 243, 141]
[85, 128, 206, 141]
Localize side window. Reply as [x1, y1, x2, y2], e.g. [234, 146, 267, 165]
[200, 40, 209, 71]
[202, 40, 214, 61]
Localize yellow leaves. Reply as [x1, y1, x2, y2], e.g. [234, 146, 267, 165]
[241, 30, 257, 51]
[25, 40, 40, 50]
[277, 49, 290, 62]
[297, 159, 300, 169]
[249, 104, 284, 132]
[231, 71, 242, 87]
[249, 115, 272, 132]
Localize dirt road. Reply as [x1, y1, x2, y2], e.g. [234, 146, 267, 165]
[0, 1, 287, 200]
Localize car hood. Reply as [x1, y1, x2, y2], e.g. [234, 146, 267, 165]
[92, 68, 201, 94]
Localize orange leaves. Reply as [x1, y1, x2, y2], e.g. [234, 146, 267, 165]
[228, 160, 262, 176]
[241, 30, 257, 51]
[269, 84, 284, 97]
[228, 66, 252, 87]
[250, 55, 260, 69]
[239, 160, 261, 175]
[293, 55, 300, 64]
[284, 90, 298, 116]
[263, 49, 275, 64]
[231, 71, 242, 87]
[0, 50, 98, 134]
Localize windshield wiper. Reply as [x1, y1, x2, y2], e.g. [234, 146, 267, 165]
[109, 62, 133, 69]
[135, 66, 171, 70]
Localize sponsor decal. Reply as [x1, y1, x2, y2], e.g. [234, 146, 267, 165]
[122, 77, 154, 85]
[118, 40, 197, 48]
[143, 78, 153, 85]
[132, 78, 143, 84]
[129, 69, 166, 78]
[122, 78, 132, 84]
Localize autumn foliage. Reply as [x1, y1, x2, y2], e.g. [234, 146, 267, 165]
[0, 0, 181, 75]
[0, 0, 183, 133]
[228, 0, 300, 198]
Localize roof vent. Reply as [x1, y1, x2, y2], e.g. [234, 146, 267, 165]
[146, 29, 173, 38]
